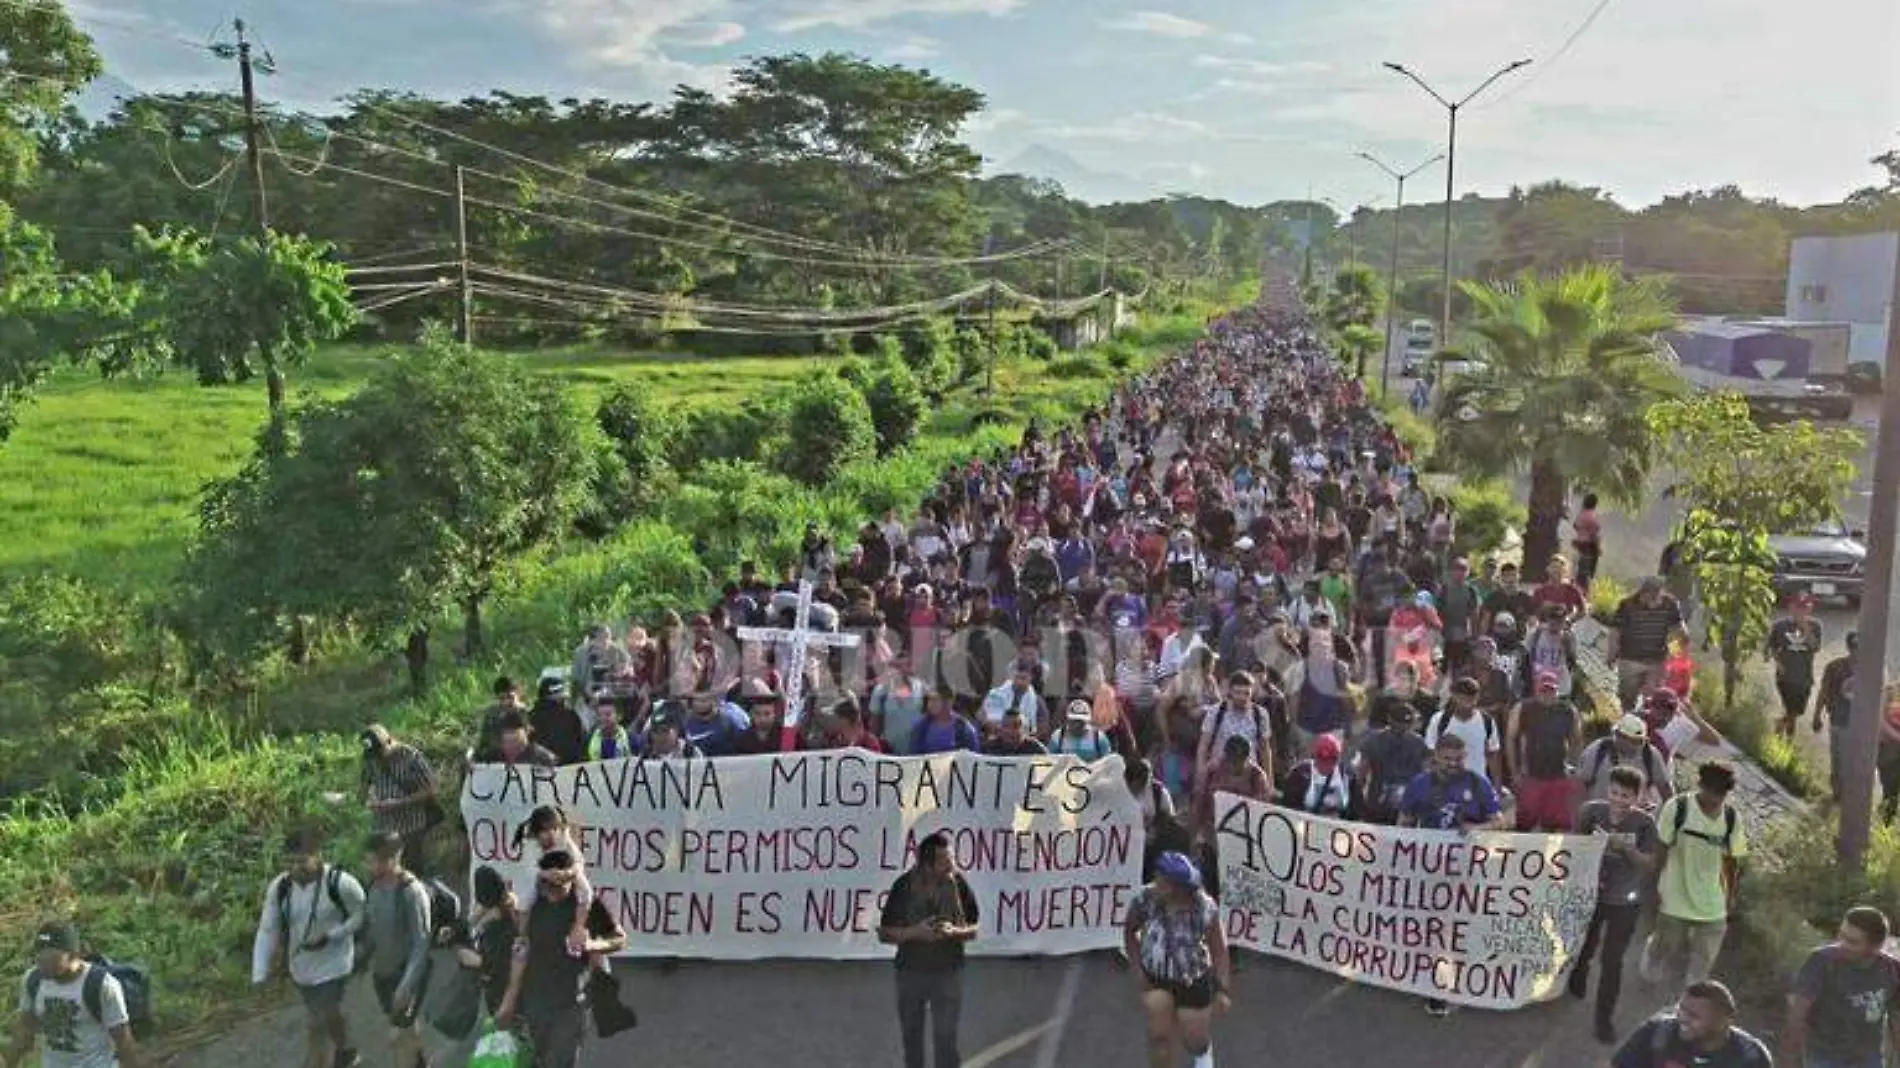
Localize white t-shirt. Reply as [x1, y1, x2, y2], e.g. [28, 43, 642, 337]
[19, 965, 129, 1068]
[1424, 710, 1500, 780]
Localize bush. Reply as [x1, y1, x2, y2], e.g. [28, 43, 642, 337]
[861, 356, 929, 456]
[954, 327, 989, 384]
[1022, 329, 1060, 362]
[779, 373, 877, 486]
[896, 318, 957, 397]
[1047, 355, 1107, 380]
[1446, 479, 1525, 558]
[581, 387, 677, 536]
[835, 355, 874, 392]
[1103, 343, 1135, 371]
[669, 396, 790, 470]
[1587, 574, 1630, 621]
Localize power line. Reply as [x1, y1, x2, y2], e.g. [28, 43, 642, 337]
[1481, 0, 1618, 109]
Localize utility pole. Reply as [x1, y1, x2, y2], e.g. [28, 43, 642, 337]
[984, 278, 997, 399]
[235, 19, 269, 236]
[1384, 59, 1531, 350]
[1839, 236, 1900, 869]
[1098, 231, 1110, 291]
[454, 165, 474, 346]
[1357, 151, 1445, 396]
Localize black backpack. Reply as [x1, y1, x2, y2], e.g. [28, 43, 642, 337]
[277, 865, 365, 969]
[1668, 795, 1739, 852]
[26, 957, 156, 1039]
[1429, 708, 1496, 749]
[416, 875, 464, 941]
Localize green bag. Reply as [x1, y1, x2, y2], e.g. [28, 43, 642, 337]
[469, 1020, 529, 1068]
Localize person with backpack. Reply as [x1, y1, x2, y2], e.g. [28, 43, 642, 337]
[1506, 671, 1583, 831]
[363, 831, 435, 1068]
[1195, 670, 1275, 788]
[1576, 715, 1674, 811]
[251, 827, 368, 1068]
[4, 921, 150, 1068]
[1608, 980, 1772, 1068]
[1642, 761, 1747, 991]
[1423, 678, 1503, 785]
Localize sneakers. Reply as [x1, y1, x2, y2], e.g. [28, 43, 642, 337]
[1424, 999, 1451, 1018]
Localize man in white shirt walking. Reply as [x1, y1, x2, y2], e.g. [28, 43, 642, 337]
[252, 828, 368, 1068]
[4, 921, 147, 1068]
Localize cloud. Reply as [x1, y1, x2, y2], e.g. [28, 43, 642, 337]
[1102, 10, 1216, 38]
[886, 35, 942, 59]
[964, 106, 1025, 134]
[1191, 55, 1333, 77]
[663, 21, 748, 46]
[508, 0, 736, 90]
[771, 0, 1022, 32]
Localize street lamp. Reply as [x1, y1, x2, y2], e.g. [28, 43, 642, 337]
[1382, 59, 1532, 349]
[1356, 151, 1444, 396]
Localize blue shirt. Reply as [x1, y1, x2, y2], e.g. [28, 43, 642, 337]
[683, 702, 751, 757]
[910, 716, 979, 755]
[1398, 769, 1501, 830]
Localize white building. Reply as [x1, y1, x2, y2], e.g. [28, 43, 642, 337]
[1784, 232, 1898, 365]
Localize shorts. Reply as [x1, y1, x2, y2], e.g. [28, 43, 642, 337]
[374, 961, 432, 1029]
[1515, 777, 1579, 831]
[297, 977, 349, 1016]
[1145, 973, 1216, 1010]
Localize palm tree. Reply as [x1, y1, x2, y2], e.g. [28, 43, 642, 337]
[1435, 265, 1686, 577]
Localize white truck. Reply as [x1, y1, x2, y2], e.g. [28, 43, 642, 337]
[1660, 319, 1854, 422]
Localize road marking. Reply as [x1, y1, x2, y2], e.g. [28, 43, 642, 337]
[1030, 959, 1085, 1068]
[962, 1020, 1054, 1068]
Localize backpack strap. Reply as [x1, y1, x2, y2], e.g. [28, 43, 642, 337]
[79, 963, 106, 1026]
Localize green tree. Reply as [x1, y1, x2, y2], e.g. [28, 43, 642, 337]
[860, 354, 928, 455]
[1649, 393, 1863, 708]
[1436, 265, 1686, 576]
[138, 228, 356, 453]
[779, 372, 875, 486]
[0, 206, 155, 443]
[1335, 323, 1385, 380]
[1325, 264, 1385, 332]
[0, 0, 101, 195]
[184, 329, 597, 690]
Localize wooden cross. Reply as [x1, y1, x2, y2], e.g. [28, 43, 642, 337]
[736, 580, 862, 744]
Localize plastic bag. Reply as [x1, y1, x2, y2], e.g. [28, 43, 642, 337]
[469, 1021, 527, 1068]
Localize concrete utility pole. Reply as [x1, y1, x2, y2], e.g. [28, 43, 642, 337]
[1383, 59, 1532, 349]
[1357, 152, 1446, 397]
[1839, 236, 1900, 869]
[454, 165, 474, 346]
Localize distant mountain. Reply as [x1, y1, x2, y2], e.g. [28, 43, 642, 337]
[73, 75, 143, 120]
[991, 145, 1153, 205]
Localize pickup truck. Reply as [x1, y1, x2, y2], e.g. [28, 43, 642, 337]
[1769, 518, 1868, 606]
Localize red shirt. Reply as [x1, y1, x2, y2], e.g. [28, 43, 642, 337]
[1534, 582, 1588, 617]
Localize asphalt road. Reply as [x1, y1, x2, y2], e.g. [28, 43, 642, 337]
[178, 945, 1687, 1068]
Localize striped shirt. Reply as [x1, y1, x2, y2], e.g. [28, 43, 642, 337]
[364, 744, 437, 837]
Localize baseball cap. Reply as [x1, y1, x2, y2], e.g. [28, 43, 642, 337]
[1614, 714, 1648, 740]
[1312, 733, 1343, 762]
[1155, 851, 1202, 889]
[1065, 700, 1092, 723]
[35, 922, 79, 954]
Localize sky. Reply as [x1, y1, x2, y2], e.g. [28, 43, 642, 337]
[62, 0, 1900, 209]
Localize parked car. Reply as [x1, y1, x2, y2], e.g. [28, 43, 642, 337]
[1769, 518, 1867, 606]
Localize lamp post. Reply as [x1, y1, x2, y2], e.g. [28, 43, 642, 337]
[1382, 59, 1531, 349]
[1356, 152, 1445, 397]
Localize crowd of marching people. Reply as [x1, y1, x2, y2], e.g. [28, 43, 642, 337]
[16, 276, 1898, 1068]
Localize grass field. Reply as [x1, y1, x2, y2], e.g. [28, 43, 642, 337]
[0, 344, 842, 593]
